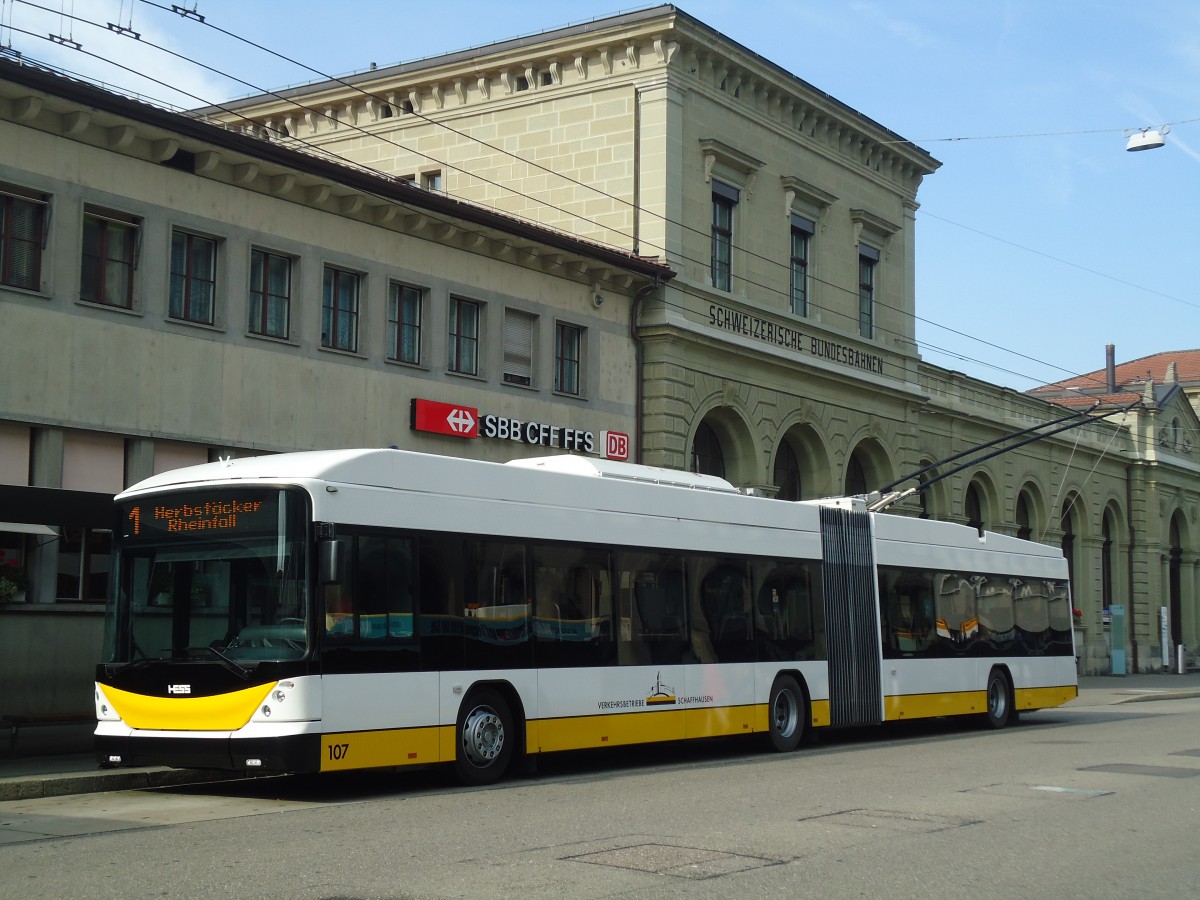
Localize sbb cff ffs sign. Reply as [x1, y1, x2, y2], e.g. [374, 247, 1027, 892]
[411, 398, 630, 461]
[410, 399, 479, 438]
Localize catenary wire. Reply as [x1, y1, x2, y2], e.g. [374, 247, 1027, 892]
[1, 10, 1180, 439]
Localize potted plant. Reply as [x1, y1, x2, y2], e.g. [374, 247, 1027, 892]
[0, 561, 28, 602]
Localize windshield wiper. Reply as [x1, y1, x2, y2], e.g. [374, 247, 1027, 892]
[182, 645, 253, 680]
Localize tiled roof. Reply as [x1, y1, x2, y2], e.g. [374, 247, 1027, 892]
[1029, 349, 1200, 397]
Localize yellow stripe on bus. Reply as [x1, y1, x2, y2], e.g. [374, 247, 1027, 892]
[884, 690, 985, 721]
[316, 696, 839, 773]
[102, 682, 276, 731]
[884, 684, 1076, 721]
[320, 725, 451, 772]
[1015, 685, 1077, 710]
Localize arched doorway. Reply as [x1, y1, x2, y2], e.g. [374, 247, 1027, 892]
[965, 482, 986, 536]
[1061, 499, 1079, 603]
[773, 439, 801, 501]
[691, 420, 725, 478]
[1170, 513, 1184, 648]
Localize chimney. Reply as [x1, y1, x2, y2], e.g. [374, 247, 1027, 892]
[1106, 344, 1116, 393]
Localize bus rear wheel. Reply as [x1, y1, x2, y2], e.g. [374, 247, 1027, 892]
[766, 675, 806, 752]
[454, 688, 515, 786]
[983, 668, 1016, 729]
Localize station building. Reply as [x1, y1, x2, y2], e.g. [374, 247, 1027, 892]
[215, 5, 1200, 675]
[1, 6, 1197, 721]
[0, 57, 669, 712]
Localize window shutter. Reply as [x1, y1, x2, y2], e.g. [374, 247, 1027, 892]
[503, 310, 535, 386]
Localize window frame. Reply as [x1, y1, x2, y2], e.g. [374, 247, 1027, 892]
[789, 214, 814, 317]
[248, 248, 293, 340]
[0, 185, 47, 292]
[710, 181, 738, 292]
[80, 207, 139, 309]
[554, 320, 582, 396]
[322, 264, 361, 353]
[448, 296, 481, 376]
[387, 281, 424, 365]
[857, 245, 879, 339]
[169, 229, 217, 325]
[502, 308, 537, 387]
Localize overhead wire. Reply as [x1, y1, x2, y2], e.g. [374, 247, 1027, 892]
[0, 15, 1161, 444]
[119, 0, 1115, 390]
[12, 0, 1127, 401]
[2, 3, 1184, 444]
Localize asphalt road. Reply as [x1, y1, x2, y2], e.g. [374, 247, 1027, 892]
[1, 689, 1199, 899]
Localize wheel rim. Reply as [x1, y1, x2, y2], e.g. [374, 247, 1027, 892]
[988, 678, 1007, 720]
[772, 688, 799, 739]
[461, 705, 505, 768]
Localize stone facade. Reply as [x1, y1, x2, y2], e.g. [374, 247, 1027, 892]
[218, 6, 1200, 673]
[0, 58, 667, 714]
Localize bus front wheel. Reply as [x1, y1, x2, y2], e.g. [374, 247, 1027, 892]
[454, 688, 515, 786]
[766, 675, 806, 752]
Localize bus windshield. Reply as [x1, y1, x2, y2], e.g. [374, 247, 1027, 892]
[104, 487, 311, 665]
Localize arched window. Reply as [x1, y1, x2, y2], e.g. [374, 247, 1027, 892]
[966, 484, 984, 536]
[1016, 493, 1032, 541]
[845, 453, 867, 496]
[1101, 512, 1114, 615]
[773, 441, 801, 501]
[1060, 501, 1076, 596]
[691, 421, 725, 478]
[1170, 515, 1183, 647]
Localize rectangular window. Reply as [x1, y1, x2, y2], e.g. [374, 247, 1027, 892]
[81, 209, 138, 308]
[502, 309, 536, 386]
[388, 282, 423, 364]
[0, 186, 46, 291]
[858, 246, 878, 339]
[448, 297, 480, 375]
[322, 265, 360, 352]
[554, 322, 581, 395]
[169, 230, 216, 324]
[249, 249, 291, 339]
[790, 214, 814, 317]
[421, 171, 442, 191]
[710, 181, 738, 292]
[56, 527, 111, 601]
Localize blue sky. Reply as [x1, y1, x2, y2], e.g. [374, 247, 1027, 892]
[5, 1, 1198, 390]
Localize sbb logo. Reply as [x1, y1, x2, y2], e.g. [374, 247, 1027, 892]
[602, 431, 630, 461]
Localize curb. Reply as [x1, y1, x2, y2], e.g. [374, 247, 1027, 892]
[0, 767, 244, 802]
[1111, 689, 1200, 704]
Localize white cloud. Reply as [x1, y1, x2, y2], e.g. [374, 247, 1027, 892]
[3, 1, 237, 110]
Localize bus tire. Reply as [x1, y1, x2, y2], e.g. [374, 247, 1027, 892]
[983, 668, 1014, 729]
[766, 675, 806, 752]
[454, 688, 515, 786]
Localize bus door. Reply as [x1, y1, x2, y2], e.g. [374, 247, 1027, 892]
[819, 507, 883, 727]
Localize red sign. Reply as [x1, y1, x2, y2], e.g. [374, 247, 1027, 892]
[411, 399, 479, 438]
[602, 431, 630, 461]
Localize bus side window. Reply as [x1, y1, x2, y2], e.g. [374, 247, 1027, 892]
[977, 576, 1015, 648]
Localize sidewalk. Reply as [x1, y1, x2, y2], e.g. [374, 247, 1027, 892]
[4, 672, 1199, 801]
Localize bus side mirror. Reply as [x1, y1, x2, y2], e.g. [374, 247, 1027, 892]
[318, 540, 343, 584]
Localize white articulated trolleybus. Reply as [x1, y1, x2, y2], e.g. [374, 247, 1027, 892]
[96, 449, 1077, 784]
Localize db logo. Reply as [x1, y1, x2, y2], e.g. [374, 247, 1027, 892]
[602, 431, 630, 461]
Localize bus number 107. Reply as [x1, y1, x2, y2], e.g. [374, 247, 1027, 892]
[328, 743, 349, 761]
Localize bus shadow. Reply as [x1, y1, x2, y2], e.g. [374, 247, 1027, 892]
[153, 707, 1166, 803]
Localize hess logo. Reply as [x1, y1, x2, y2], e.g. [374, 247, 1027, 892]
[167, 684, 192, 695]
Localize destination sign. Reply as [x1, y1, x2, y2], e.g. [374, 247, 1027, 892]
[120, 491, 280, 541]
